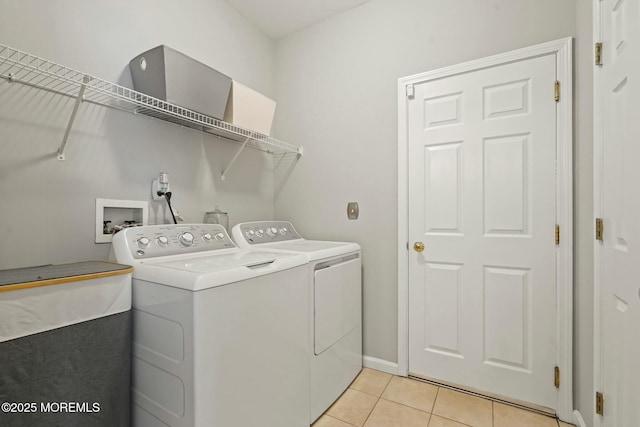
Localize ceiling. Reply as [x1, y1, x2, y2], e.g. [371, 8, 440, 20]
[224, 0, 371, 39]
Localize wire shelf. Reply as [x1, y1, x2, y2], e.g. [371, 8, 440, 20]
[0, 43, 301, 159]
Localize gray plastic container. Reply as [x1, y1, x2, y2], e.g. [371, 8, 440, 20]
[129, 45, 231, 119]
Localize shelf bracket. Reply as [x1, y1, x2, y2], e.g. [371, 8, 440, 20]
[221, 137, 251, 181]
[58, 74, 90, 160]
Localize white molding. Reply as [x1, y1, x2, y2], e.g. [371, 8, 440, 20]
[555, 37, 574, 424]
[398, 38, 574, 87]
[592, 0, 603, 426]
[363, 355, 399, 376]
[397, 71, 409, 378]
[397, 37, 574, 419]
[573, 410, 588, 427]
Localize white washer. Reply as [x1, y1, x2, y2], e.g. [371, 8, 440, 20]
[111, 224, 310, 427]
[231, 221, 362, 422]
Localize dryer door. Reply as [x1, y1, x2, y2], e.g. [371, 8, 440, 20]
[314, 255, 361, 355]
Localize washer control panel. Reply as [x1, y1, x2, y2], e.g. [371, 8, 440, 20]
[116, 224, 236, 259]
[233, 221, 301, 245]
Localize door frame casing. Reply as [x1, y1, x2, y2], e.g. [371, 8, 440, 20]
[592, 2, 602, 426]
[397, 38, 573, 421]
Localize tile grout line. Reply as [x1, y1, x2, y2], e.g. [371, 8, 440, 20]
[431, 385, 475, 427]
[492, 399, 495, 427]
[378, 381, 470, 427]
[360, 394, 381, 427]
[349, 377, 393, 399]
[359, 376, 467, 427]
[379, 375, 437, 423]
[429, 385, 485, 427]
[324, 414, 360, 427]
[374, 397, 434, 417]
[349, 375, 477, 427]
[350, 371, 524, 427]
[358, 371, 568, 427]
[386, 375, 438, 416]
[411, 375, 556, 418]
[428, 386, 441, 427]
[359, 373, 392, 426]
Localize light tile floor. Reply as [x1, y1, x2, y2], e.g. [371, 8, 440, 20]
[313, 368, 576, 427]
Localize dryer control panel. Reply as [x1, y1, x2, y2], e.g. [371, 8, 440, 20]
[232, 221, 301, 245]
[112, 224, 236, 261]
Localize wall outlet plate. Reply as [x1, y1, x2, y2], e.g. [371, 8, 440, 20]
[347, 202, 359, 220]
[151, 178, 170, 201]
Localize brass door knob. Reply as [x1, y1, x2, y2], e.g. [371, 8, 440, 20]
[413, 242, 425, 252]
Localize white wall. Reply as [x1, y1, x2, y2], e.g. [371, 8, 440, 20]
[0, 0, 277, 268]
[274, 0, 591, 420]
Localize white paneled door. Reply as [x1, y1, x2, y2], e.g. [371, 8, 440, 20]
[597, 0, 640, 425]
[407, 54, 558, 408]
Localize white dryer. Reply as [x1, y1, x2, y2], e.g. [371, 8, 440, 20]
[231, 221, 362, 422]
[111, 224, 310, 427]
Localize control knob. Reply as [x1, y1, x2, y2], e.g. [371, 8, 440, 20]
[214, 232, 225, 241]
[157, 236, 169, 246]
[179, 232, 194, 247]
[202, 233, 213, 242]
[256, 229, 264, 238]
[266, 226, 278, 237]
[245, 229, 255, 238]
[137, 237, 150, 249]
[279, 227, 288, 235]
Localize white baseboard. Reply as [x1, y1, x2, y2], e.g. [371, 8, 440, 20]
[363, 356, 399, 376]
[572, 410, 587, 427]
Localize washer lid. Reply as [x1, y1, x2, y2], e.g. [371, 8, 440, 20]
[254, 240, 361, 261]
[132, 250, 307, 291]
[145, 250, 288, 273]
[231, 221, 361, 260]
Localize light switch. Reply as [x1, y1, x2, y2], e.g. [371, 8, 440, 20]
[347, 202, 359, 220]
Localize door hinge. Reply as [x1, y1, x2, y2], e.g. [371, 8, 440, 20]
[595, 42, 603, 66]
[595, 218, 604, 241]
[596, 391, 604, 415]
[554, 366, 560, 388]
[554, 81, 560, 102]
[407, 84, 415, 100]
[555, 225, 560, 245]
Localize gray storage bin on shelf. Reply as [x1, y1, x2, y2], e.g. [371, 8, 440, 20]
[129, 45, 231, 120]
